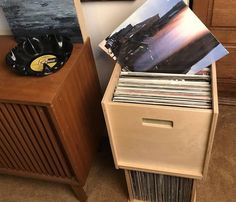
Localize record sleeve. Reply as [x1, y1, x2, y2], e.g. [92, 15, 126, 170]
[100, 0, 228, 74]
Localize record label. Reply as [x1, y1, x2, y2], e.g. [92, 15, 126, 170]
[30, 55, 57, 72]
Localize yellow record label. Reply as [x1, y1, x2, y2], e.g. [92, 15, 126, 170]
[30, 55, 57, 72]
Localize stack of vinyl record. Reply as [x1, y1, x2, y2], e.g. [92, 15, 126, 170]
[113, 68, 212, 109]
[128, 170, 193, 202]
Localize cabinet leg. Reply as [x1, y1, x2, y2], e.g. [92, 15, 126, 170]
[71, 185, 87, 202]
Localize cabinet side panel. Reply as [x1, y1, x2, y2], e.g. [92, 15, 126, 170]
[51, 38, 103, 184]
[102, 63, 122, 169]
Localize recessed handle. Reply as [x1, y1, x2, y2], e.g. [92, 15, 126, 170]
[142, 118, 173, 128]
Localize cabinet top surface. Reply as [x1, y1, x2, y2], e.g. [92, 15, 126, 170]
[0, 36, 83, 105]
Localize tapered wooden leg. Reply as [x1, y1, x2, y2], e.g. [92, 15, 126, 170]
[71, 185, 87, 202]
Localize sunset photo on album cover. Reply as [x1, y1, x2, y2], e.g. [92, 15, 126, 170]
[100, 0, 228, 74]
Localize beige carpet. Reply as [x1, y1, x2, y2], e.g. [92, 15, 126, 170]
[196, 105, 236, 202]
[0, 105, 235, 202]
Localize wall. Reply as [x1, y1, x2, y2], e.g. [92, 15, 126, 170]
[0, 0, 189, 91]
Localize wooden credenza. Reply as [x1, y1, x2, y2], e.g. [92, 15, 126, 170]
[0, 36, 104, 201]
[193, 0, 236, 105]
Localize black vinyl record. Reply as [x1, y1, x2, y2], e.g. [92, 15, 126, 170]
[6, 35, 73, 76]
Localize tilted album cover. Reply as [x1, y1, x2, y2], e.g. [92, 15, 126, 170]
[100, 0, 228, 74]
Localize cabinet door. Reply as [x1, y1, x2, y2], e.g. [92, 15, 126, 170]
[193, 0, 236, 104]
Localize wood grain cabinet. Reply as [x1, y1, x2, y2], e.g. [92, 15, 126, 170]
[0, 36, 104, 201]
[193, 0, 236, 105]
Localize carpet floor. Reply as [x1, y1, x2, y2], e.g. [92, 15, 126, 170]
[0, 105, 235, 202]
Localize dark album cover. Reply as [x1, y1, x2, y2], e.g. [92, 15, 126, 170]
[1, 0, 83, 43]
[100, 0, 228, 74]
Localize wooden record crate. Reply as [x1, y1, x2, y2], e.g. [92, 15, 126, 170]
[0, 36, 104, 201]
[102, 63, 218, 180]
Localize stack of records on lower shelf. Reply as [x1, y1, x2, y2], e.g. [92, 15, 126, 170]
[113, 68, 212, 109]
[127, 170, 193, 202]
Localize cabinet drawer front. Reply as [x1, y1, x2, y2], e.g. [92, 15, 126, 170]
[216, 47, 236, 80]
[212, 0, 236, 27]
[216, 46, 236, 100]
[107, 103, 212, 178]
[212, 29, 236, 44]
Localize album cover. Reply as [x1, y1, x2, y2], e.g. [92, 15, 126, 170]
[1, 1, 83, 43]
[100, 0, 228, 74]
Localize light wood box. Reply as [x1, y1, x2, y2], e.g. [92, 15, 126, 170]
[102, 63, 218, 180]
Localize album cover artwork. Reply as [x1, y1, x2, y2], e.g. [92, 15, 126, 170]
[1, 0, 83, 43]
[100, 0, 228, 74]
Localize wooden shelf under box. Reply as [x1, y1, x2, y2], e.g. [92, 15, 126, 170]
[102, 63, 218, 180]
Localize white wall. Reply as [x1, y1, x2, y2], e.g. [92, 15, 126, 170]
[0, 0, 189, 91]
